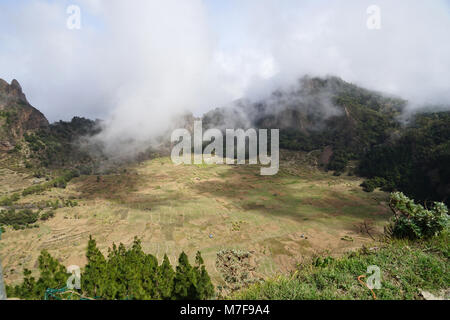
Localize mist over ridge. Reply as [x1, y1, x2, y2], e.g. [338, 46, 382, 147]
[0, 0, 449, 158]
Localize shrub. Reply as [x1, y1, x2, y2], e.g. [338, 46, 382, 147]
[0, 209, 39, 227]
[0, 193, 20, 206]
[33, 170, 46, 178]
[215, 249, 260, 296]
[64, 199, 78, 207]
[327, 150, 350, 174]
[312, 256, 335, 268]
[22, 169, 79, 196]
[386, 192, 449, 239]
[40, 210, 55, 221]
[361, 177, 389, 192]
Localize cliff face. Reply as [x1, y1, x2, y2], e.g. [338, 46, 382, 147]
[0, 79, 49, 151]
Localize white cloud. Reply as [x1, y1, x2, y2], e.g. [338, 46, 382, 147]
[1, 0, 449, 157]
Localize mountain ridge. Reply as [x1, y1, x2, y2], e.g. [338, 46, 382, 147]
[0, 75, 448, 203]
[0, 79, 49, 152]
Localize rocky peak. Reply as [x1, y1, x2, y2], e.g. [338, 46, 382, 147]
[0, 79, 28, 103]
[0, 78, 49, 151]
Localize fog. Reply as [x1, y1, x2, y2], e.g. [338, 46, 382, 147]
[0, 0, 449, 157]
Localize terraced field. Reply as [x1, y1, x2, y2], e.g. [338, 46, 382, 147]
[0, 151, 390, 287]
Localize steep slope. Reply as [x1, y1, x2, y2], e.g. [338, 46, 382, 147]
[0, 78, 102, 170]
[359, 111, 450, 204]
[203, 76, 406, 171]
[203, 76, 450, 203]
[0, 79, 49, 152]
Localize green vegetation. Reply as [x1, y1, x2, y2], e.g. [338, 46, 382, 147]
[22, 169, 79, 196]
[0, 110, 16, 126]
[206, 77, 449, 203]
[279, 98, 401, 175]
[0, 209, 39, 230]
[39, 210, 55, 221]
[210, 77, 406, 176]
[2, 75, 449, 301]
[234, 232, 449, 300]
[0, 193, 20, 206]
[6, 250, 70, 300]
[234, 193, 449, 300]
[6, 237, 215, 300]
[359, 112, 450, 205]
[386, 192, 448, 240]
[360, 177, 394, 193]
[0, 197, 78, 230]
[271, 77, 405, 174]
[24, 117, 100, 168]
[173, 251, 214, 300]
[216, 249, 260, 297]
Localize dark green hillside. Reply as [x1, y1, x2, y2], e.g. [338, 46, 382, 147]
[359, 112, 450, 205]
[24, 116, 101, 168]
[203, 76, 450, 204]
[204, 76, 406, 173]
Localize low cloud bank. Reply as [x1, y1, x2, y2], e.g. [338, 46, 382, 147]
[0, 0, 449, 158]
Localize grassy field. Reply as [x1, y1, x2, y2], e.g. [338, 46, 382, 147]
[234, 232, 449, 300]
[0, 151, 391, 288]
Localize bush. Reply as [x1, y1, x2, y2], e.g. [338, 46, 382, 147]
[386, 192, 449, 240]
[215, 249, 260, 296]
[40, 210, 55, 221]
[361, 177, 389, 192]
[33, 170, 46, 178]
[0, 209, 39, 227]
[327, 151, 350, 174]
[64, 199, 78, 207]
[46, 200, 60, 210]
[22, 169, 79, 196]
[0, 193, 20, 206]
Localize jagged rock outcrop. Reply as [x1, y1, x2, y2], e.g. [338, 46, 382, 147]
[0, 79, 49, 151]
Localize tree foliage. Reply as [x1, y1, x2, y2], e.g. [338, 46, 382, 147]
[7, 237, 214, 300]
[24, 117, 100, 168]
[359, 112, 450, 205]
[386, 192, 449, 240]
[0, 208, 39, 229]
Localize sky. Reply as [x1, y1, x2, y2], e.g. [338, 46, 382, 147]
[1, 0, 450, 156]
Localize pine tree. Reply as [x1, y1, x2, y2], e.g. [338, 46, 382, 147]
[141, 253, 159, 299]
[82, 236, 107, 298]
[104, 242, 128, 299]
[7, 237, 214, 300]
[194, 251, 214, 299]
[173, 252, 198, 300]
[7, 251, 66, 300]
[12, 269, 37, 299]
[195, 251, 204, 266]
[158, 254, 175, 299]
[124, 237, 153, 299]
[37, 250, 67, 296]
